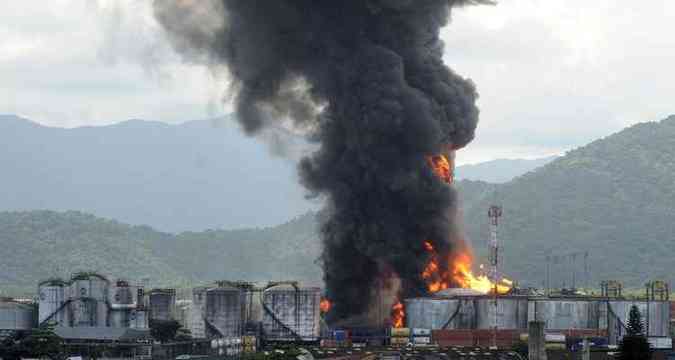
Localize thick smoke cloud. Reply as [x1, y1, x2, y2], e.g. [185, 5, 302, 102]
[154, 0, 485, 322]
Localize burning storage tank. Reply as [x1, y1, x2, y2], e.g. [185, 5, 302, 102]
[149, 289, 177, 321]
[528, 298, 603, 331]
[405, 289, 527, 330]
[38, 278, 68, 326]
[0, 299, 35, 331]
[261, 284, 321, 342]
[67, 272, 109, 327]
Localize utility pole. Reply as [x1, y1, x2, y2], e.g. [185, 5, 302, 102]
[545, 255, 551, 296]
[584, 252, 589, 289]
[488, 205, 502, 349]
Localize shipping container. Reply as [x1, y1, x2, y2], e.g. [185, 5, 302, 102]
[333, 330, 348, 341]
[389, 337, 409, 346]
[648, 337, 673, 350]
[389, 328, 411, 337]
[412, 328, 431, 336]
[412, 337, 431, 344]
[378, 351, 401, 360]
[242, 335, 257, 346]
[545, 343, 566, 350]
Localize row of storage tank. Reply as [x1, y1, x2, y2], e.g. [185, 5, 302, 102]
[405, 292, 671, 344]
[147, 282, 323, 342]
[38, 273, 147, 329]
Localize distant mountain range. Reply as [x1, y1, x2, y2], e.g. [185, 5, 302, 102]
[0, 114, 547, 232]
[455, 156, 557, 183]
[3, 114, 675, 294]
[0, 114, 314, 232]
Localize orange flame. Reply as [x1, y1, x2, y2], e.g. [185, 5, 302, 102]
[391, 301, 405, 328]
[452, 252, 512, 294]
[427, 155, 453, 183]
[421, 151, 512, 295]
[320, 298, 332, 313]
[421, 241, 511, 295]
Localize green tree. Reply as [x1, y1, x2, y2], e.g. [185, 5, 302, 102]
[149, 319, 183, 343]
[619, 305, 651, 360]
[626, 305, 644, 336]
[0, 331, 27, 360]
[23, 324, 65, 360]
[174, 327, 193, 342]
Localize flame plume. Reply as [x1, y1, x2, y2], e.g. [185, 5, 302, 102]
[421, 152, 512, 295]
[320, 298, 332, 313]
[391, 301, 405, 328]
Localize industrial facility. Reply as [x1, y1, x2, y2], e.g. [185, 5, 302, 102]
[33, 272, 151, 357]
[0, 271, 673, 359]
[183, 281, 322, 343]
[405, 284, 672, 349]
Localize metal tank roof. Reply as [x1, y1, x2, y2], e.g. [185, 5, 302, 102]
[434, 288, 484, 297]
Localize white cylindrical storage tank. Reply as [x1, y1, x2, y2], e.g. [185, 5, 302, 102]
[243, 288, 263, 328]
[529, 299, 602, 330]
[38, 279, 67, 326]
[205, 285, 244, 338]
[405, 297, 475, 330]
[110, 280, 135, 307]
[69, 273, 109, 327]
[69, 298, 98, 327]
[475, 296, 528, 330]
[110, 310, 129, 328]
[262, 284, 321, 342]
[129, 309, 148, 329]
[0, 301, 35, 330]
[189, 288, 208, 339]
[149, 289, 176, 321]
[176, 300, 192, 330]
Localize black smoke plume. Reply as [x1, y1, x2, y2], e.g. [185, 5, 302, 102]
[154, 0, 487, 322]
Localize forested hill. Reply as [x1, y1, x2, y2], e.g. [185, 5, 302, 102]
[0, 210, 321, 295]
[459, 114, 675, 288]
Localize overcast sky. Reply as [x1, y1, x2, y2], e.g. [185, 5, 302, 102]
[1, 0, 674, 164]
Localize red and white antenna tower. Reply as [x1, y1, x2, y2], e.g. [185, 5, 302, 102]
[488, 204, 503, 349]
[488, 205, 503, 284]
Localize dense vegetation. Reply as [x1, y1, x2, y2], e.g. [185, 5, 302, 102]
[1, 115, 674, 295]
[0, 210, 320, 295]
[458, 115, 675, 289]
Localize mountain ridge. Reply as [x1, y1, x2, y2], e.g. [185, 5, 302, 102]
[1, 114, 551, 233]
